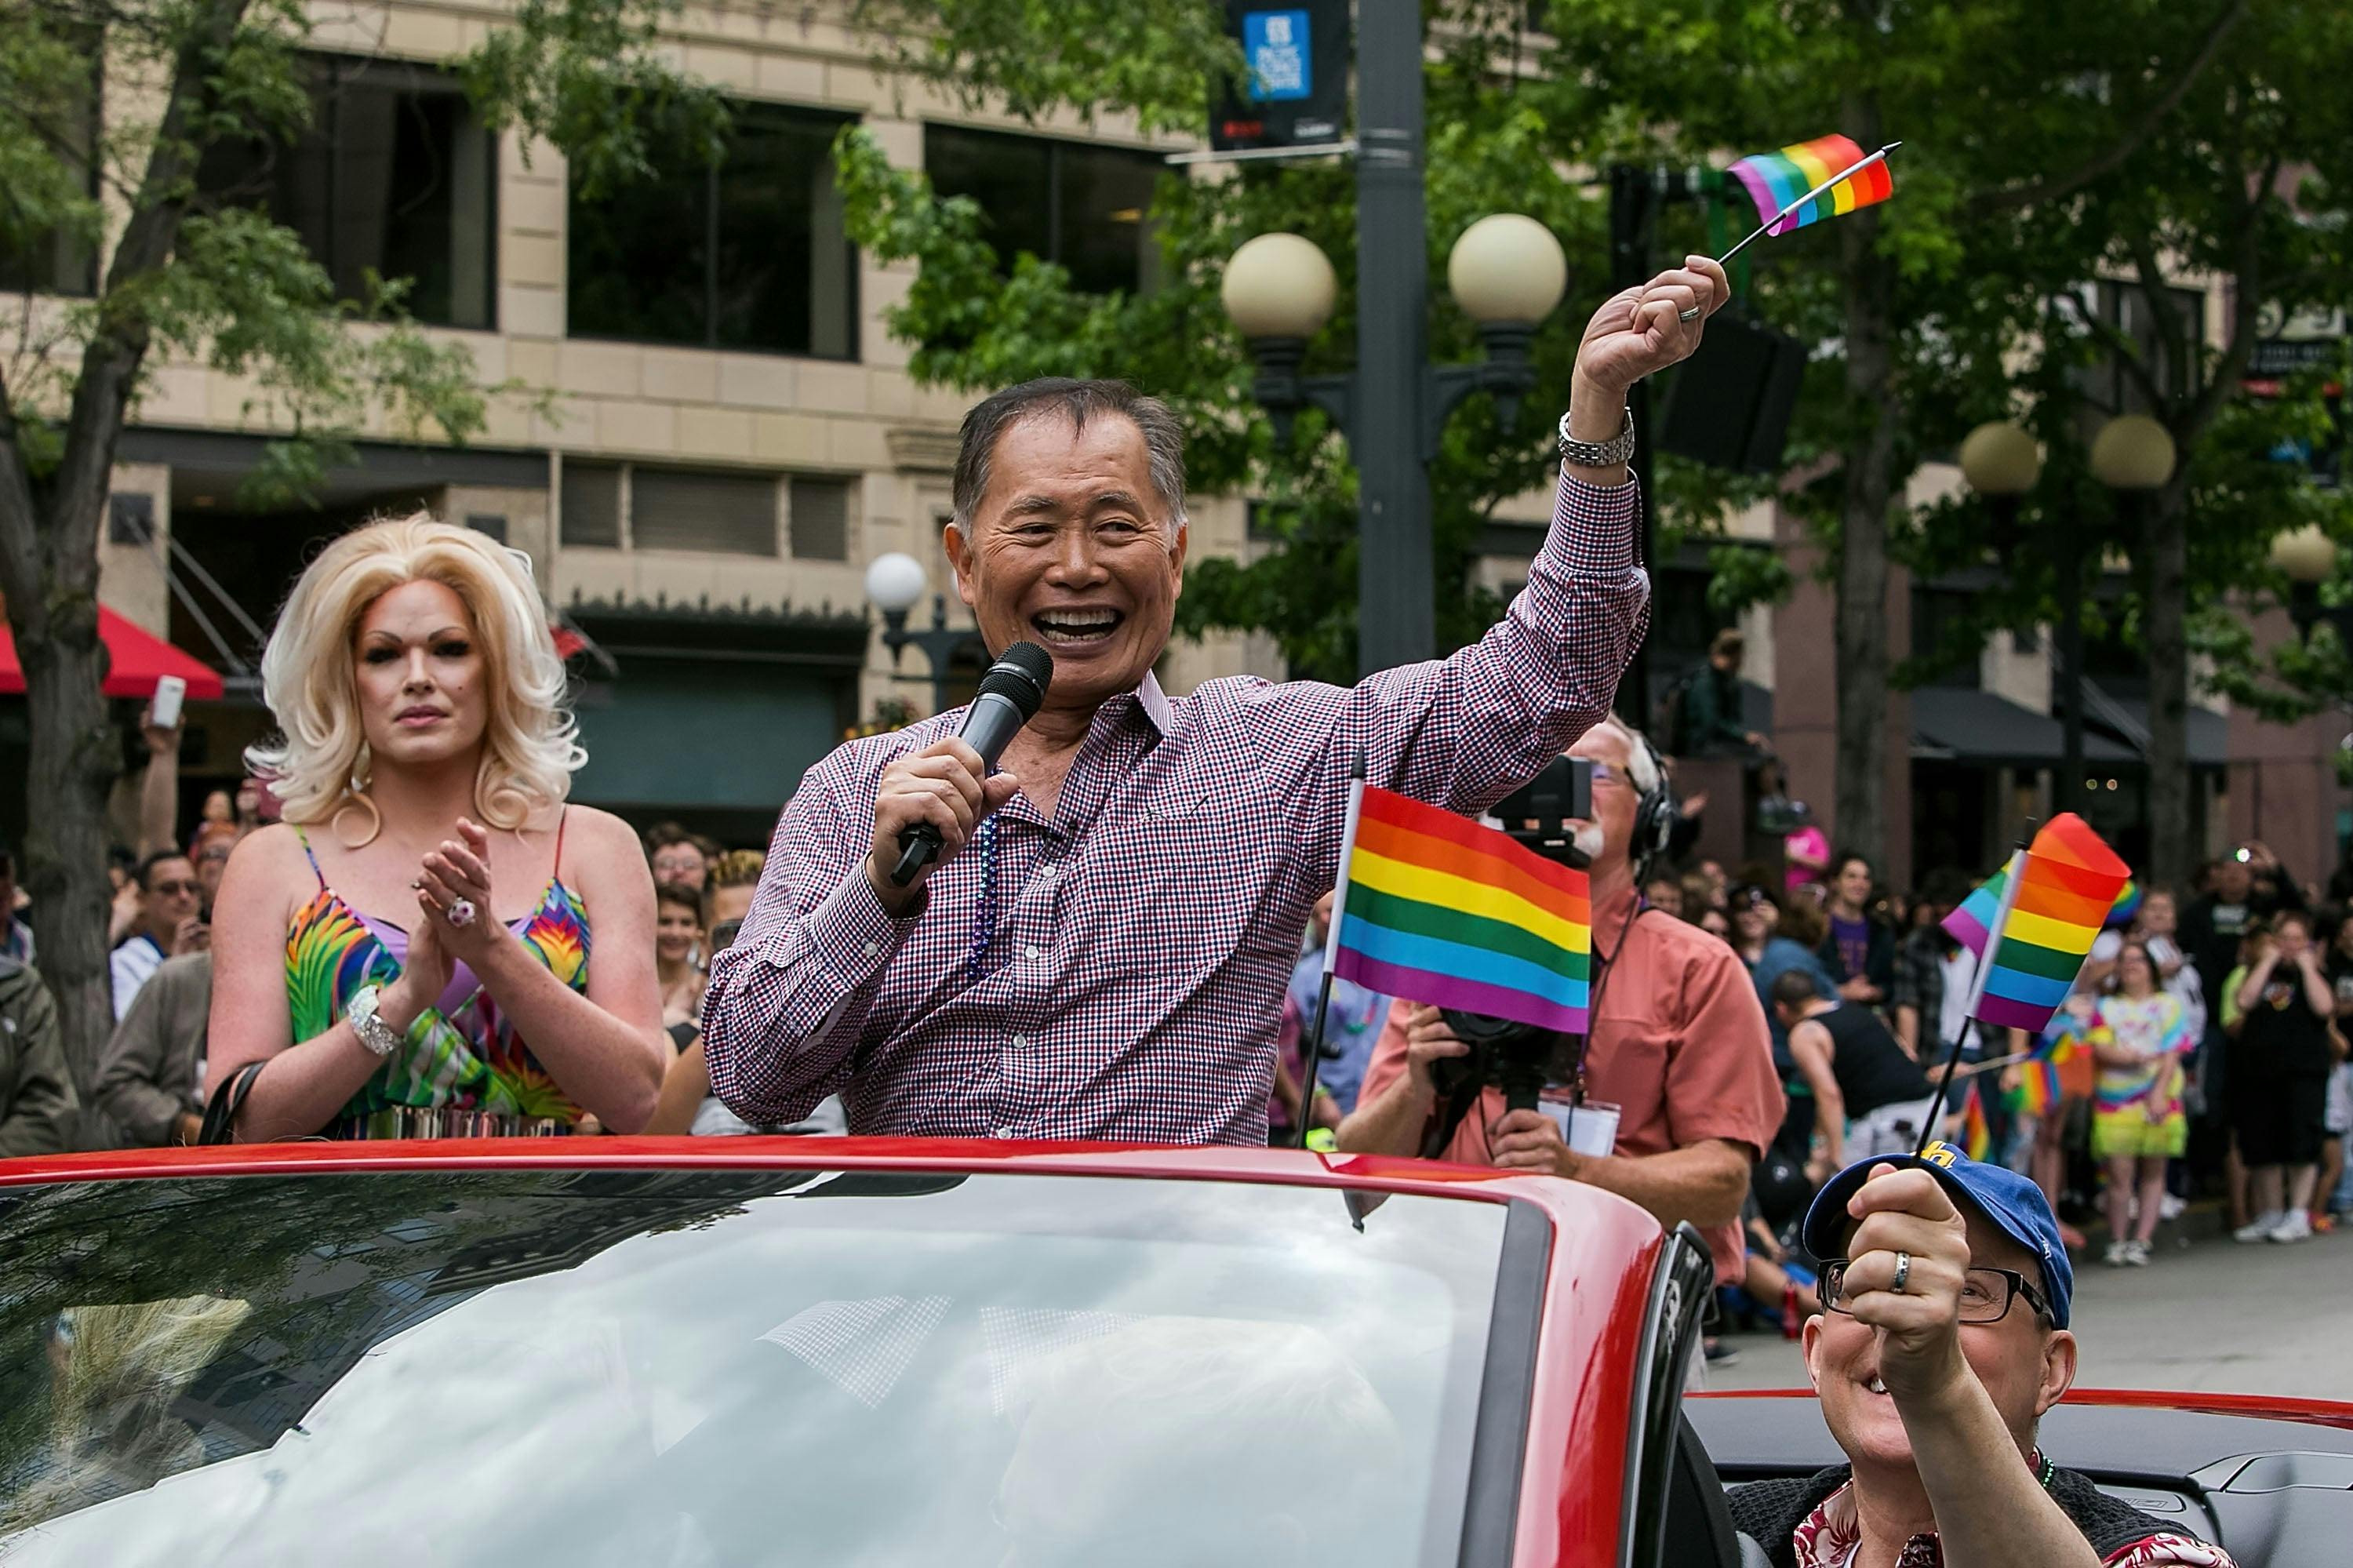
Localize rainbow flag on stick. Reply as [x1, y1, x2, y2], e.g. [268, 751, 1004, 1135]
[1941, 814, 2131, 1035]
[1728, 134, 1897, 242]
[1325, 784, 1591, 1035]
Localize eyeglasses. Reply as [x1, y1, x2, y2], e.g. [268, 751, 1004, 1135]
[1820, 1260, 2052, 1325]
[148, 880, 199, 897]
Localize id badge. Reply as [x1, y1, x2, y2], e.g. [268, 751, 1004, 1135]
[1538, 1087, 1620, 1158]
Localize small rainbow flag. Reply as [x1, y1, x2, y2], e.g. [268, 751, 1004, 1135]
[1325, 784, 1590, 1035]
[1960, 1082, 1994, 1162]
[2104, 878, 2144, 930]
[1729, 133, 1895, 236]
[1942, 814, 2131, 1035]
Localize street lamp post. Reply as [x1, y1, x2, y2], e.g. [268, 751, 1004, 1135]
[1965, 416, 2180, 799]
[1222, 207, 1566, 678]
[2269, 523, 2337, 631]
[864, 551, 984, 715]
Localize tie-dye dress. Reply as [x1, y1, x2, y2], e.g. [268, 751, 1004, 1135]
[286, 817, 592, 1137]
[2087, 991, 2194, 1160]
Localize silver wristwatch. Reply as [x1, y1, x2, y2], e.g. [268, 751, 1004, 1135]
[348, 984, 402, 1058]
[1558, 405, 1636, 467]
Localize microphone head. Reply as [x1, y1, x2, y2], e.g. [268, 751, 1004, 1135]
[978, 641, 1053, 719]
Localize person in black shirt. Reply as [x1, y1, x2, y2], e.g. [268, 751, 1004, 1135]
[2181, 846, 2305, 1030]
[2229, 910, 2338, 1243]
[1774, 970, 1938, 1177]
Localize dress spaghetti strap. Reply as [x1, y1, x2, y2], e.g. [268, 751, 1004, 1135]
[553, 805, 569, 874]
[289, 826, 328, 890]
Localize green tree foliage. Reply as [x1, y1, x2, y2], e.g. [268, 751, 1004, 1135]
[0, 0, 720, 1079]
[846, 0, 2351, 880]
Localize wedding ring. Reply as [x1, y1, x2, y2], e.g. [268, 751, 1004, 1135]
[1889, 1250, 1911, 1294]
[446, 897, 478, 929]
[1678, 304, 1703, 322]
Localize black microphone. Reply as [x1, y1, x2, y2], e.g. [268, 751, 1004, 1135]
[890, 641, 1053, 887]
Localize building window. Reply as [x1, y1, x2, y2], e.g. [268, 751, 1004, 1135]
[631, 467, 780, 555]
[0, 45, 101, 296]
[925, 126, 1162, 297]
[569, 104, 857, 359]
[556, 460, 856, 558]
[561, 461, 624, 548]
[195, 56, 496, 329]
[789, 477, 850, 560]
[1911, 588, 1983, 689]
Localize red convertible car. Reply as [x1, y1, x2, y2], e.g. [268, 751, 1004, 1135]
[0, 1140, 2344, 1566]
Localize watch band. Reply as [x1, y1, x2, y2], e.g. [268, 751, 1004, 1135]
[348, 984, 401, 1058]
[1558, 405, 1636, 468]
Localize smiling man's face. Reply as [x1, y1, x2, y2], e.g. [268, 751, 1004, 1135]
[944, 410, 1185, 720]
[1804, 1205, 2074, 1472]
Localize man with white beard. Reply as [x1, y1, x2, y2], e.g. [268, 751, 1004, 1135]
[1336, 716, 1784, 1290]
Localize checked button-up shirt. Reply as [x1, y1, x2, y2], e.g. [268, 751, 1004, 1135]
[702, 467, 1649, 1145]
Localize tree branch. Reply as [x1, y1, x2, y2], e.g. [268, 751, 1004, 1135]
[47, 0, 258, 587]
[2056, 289, 2169, 411]
[0, 361, 42, 617]
[2184, 151, 2281, 436]
[1974, 0, 2246, 216]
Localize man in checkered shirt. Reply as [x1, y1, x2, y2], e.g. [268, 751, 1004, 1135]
[704, 256, 1733, 1145]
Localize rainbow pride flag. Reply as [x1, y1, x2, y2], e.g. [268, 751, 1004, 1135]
[1960, 1082, 1994, 1162]
[1729, 133, 1895, 236]
[2104, 878, 2144, 930]
[1325, 784, 1590, 1035]
[1943, 815, 2131, 1035]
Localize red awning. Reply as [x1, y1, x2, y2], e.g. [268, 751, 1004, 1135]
[0, 606, 227, 700]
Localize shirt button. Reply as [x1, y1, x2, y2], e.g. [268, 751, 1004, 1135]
[994, 1126, 1014, 1138]
[863, 940, 880, 958]
[1024, 944, 1041, 962]
[1010, 1034, 1028, 1050]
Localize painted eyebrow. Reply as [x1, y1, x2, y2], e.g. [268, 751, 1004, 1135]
[361, 624, 470, 643]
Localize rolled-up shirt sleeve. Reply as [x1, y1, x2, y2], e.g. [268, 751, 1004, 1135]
[701, 758, 917, 1126]
[1282, 467, 1649, 879]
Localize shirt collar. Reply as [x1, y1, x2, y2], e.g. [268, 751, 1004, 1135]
[1133, 670, 1174, 736]
[1795, 1450, 2053, 1568]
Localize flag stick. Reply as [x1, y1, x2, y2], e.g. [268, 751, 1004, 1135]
[1716, 142, 1902, 265]
[1296, 970, 1337, 1151]
[1915, 1017, 1978, 1159]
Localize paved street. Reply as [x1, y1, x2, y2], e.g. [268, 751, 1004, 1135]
[1708, 1217, 2352, 1400]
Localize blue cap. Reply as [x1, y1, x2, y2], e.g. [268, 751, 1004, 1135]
[1800, 1141, 2074, 1328]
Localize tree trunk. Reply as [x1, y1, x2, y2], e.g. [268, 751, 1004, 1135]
[2144, 474, 2193, 893]
[18, 602, 122, 1115]
[0, 0, 256, 1113]
[1834, 104, 1899, 873]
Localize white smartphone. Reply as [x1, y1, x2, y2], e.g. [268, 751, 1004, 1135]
[150, 674, 187, 729]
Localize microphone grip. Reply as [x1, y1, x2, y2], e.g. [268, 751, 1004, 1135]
[890, 823, 943, 887]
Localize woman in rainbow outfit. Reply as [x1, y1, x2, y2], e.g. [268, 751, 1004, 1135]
[2087, 939, 2196, 1268]
[206, 518, 669, 1140]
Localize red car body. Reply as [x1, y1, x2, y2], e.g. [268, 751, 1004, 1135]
[5, 1139, 2347, 1566]
[0, 1137, 1671, 1567]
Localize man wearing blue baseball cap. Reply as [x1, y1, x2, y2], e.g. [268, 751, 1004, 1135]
[1727, 1142, 2236, 1566]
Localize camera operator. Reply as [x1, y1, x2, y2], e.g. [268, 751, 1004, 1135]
[1336, 718, 1784, 1284]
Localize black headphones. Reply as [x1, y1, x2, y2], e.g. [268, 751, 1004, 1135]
[1628, 728, 1678, 879]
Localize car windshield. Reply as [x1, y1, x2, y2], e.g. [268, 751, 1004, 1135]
[0, 1168, 1511, 1567]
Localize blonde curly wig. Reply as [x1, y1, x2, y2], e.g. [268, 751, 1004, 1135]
[247, 514, 583, 831]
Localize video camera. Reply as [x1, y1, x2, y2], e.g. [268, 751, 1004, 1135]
[1417, 757, 1592, 1159]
